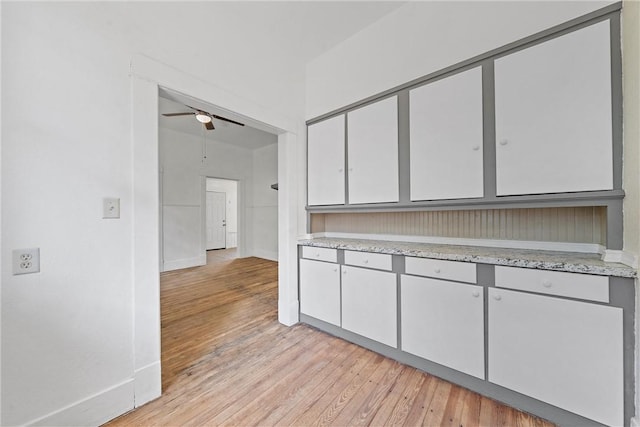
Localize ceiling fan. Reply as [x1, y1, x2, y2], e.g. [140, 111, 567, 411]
[162, 105, 245, 130]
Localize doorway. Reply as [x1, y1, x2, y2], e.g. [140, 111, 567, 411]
[131, 59, 300, 409]
[206, 177, 238, 252]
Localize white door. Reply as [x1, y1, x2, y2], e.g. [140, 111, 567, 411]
[206, 191, 226, 250]
[401, 275, 484, 379]
[409, 67, 484, 201]
[307, 115, 345, 206]
[347, 96, 399, 204]
[488, 288, 623, 426]
[494, 20, 613, 195]
[341, 265, 397, 347]
[299, 259, 341, 326]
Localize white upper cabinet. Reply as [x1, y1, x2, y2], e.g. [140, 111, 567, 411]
[410, 67, 484, 201]
[494, 21, 613, 196]
[307, 115, 345, 206]
[347, 96, 399, 204]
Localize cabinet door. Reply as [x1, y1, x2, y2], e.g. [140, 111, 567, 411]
[410, 67, 484, 201]
[341, 266, 397, 347]
[401, 275, 484, 378]
[299, 259, 341, 326]
[494, 20, 613, 195]
[488, 288, 622, 426]
[307, 115, 345, 206]
[347, 96, 399, 204]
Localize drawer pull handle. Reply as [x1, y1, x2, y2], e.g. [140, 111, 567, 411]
[499, 139, 509, 146]
[472, 291, 480, 298]
[493, 295, 502, 301]
[542, 280, 552, 288]
[434, 268, 441, 273]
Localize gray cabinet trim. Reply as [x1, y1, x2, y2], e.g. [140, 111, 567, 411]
[306, 2, 621, 126]
[299, 248, 635, 426]
[306, 3, 624, 249]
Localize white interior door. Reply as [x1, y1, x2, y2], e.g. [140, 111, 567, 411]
[206, 191, 226, 250]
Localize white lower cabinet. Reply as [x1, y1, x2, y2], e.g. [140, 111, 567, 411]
[341, 265, 397, 347]
[299, 259, 341, 326]
[488, 288, 623, 426]
[401, 275, 484, 379]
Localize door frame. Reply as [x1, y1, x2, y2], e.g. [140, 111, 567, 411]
[130, 54, 301, 408]
[203, 176, 240, 254]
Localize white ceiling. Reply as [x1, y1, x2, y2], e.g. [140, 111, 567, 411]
[217, 1, 407, 63]
[159, 95, 279, 150]
[157, 1, 406, 148]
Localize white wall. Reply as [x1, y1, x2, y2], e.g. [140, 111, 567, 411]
[251, 144, 279, 261]
[1, 2, 305, 425]
[160, 128, 253, 270]
[306, 1, 613, 118]
[207, 178, 238, 248]
[161, 127, 279, 270]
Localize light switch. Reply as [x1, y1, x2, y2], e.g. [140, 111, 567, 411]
[103, 198, 120, 219]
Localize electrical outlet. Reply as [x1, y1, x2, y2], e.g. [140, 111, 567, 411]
[13, 248, 40, 275]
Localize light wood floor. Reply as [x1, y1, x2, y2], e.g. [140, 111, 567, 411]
[106, 250, 554, 426]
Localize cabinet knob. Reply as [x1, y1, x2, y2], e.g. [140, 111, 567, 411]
[472, 291, 480, 298]
[315, 253, 320, 258]
[499, 139, 509, 146]
[542, 280, 553, 288]
[342, 269, 347, 275]
[338, 168, 343, 173]
[364, 259, 369, 264]
[493, 295, 502, 301]
[434, 268, 441, 274]
[472, 145, 480, 151]
[349, 168, 354, 172]
[333, 268, 338, 273]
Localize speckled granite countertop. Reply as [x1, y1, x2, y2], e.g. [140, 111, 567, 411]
[298, 237, 637, 278]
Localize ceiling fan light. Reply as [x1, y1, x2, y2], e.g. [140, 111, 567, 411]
[195, 113, 212, 123]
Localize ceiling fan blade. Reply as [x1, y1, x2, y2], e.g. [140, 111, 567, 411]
[212, 114, 245, 127]
[205, 121, 215, 130]
[162, 112, 194, 117]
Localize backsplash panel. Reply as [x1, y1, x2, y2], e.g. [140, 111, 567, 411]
[311, 207, 606, 245]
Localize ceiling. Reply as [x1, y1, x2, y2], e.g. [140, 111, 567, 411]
[217, 1, 407, 63]
[157, 1, 408, 149]
[159, 95, 278, 150]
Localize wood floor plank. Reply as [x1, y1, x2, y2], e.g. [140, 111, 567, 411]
[105, 250, 556, 427]
[382, 368, 427, 426]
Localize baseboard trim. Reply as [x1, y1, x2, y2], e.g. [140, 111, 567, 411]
[135, 362, 161, 408]
[162, 254, 207, 272]
[278, 298, 299, 326]
[253, 249, 278, 262]
[27, 379, 134, 427]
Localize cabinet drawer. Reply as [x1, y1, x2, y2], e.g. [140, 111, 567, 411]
[405, 257, 476, 284]
[301, 246, 337, 263]
[495, 266, 609, 303]
[344, 250, 392, 271]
